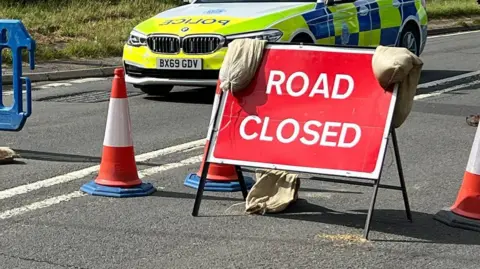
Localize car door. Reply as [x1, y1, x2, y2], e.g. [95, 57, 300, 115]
[302, 1, 336, 45]
[369, 0, 403, 46]
[326, 0, 372, 46]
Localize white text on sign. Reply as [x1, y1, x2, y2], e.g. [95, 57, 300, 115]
[237, 70, 361, 148]
[239, 116, 361, 148]
[266, 70, 354, 99]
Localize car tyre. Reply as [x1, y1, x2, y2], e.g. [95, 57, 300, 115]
[136, 85, 174, 96]
[398, 23, 420, 56]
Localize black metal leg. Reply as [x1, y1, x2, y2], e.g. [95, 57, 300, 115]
[192, 162, 210, 216]
[235, 165, 248, 200]
[391, 129, 413, 222]
[363, 178, 381, 240]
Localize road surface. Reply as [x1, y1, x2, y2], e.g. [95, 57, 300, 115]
[1, 30, 480, 269]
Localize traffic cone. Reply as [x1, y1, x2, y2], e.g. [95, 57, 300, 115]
[80, 68, 156, 198]
[184, 85, 255, 192]
[434, 124, 480, 231]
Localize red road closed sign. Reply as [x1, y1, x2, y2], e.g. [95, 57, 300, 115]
[207, 44, 398, 179]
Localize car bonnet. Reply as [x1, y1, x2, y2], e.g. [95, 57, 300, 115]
[134, 2, 316, 35]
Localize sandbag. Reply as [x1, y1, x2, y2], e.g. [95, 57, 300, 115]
[0, 147, 20, 164]
[372, 46, 424, 128]
[245, 169, 300, 214]
[219, 38, 267, 94]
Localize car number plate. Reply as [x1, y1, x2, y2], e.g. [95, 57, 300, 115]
[157, 58, 202, 70]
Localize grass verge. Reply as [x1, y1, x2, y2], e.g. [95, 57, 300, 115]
[0, 0, 178, 63]
[427, 0, 480, 19]
[0, 0, 479, 63]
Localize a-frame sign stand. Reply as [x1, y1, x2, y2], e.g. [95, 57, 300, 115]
[190, 48, 412, 241]
[360, 127, 412, 239]
[192, 132, 412, 239]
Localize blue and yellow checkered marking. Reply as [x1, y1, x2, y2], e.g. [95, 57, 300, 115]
[354, 0, 372, 32]
[369, 1, 381, 30]
[300, 0, 424, 47]
[335, 34, 359, 45]
[400, 0, 420, 22]
[302, 4, 334, 39]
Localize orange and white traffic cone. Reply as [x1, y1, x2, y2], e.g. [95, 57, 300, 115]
[80, 68, 156, 197]
[184, 85, 255, 192]
[434, 124, 480, 231]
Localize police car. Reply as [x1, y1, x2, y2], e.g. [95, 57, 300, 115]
[122, 0, 428, 96]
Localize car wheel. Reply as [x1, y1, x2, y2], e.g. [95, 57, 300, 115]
[136, 85, 174, 96]
[291, 34, 314, 44]
[398, 24, 420, 56]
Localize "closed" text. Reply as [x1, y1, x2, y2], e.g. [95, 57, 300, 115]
[239, 116, 361, 148]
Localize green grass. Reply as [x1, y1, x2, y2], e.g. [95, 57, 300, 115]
[427, 0, 480, 19]
[0, 0, 177, 63]
[0, 0, 479, 63]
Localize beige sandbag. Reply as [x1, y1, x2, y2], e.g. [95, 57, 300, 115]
[372, 46, 424, 128]
[219, 38, 267, 94]
[0, 147, 20, 164]
[245, 169, 300, 214]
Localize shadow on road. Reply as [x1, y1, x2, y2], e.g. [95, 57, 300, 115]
[11, 149, 164, 167]
[151, 189, 244, 202]
[267, 199, 480, 245]
[299, 187, 363, 195]
[143, 87, 216, 104]
[419, 69, 473, 84]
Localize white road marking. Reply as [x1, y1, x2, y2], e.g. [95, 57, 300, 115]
[70, 78, 108, 84]
[181, 146, 203, 154]
[0, 165, 98, 201]
[414, 80, 480, 100]
[0, 191, 85, 220]
[37, 82, 73, 89]
[0, 138, 205, 200]
[0, 154, 203, 220]
[417, 70, 480, 89]
[1, 78, 106, 96]
[428, 29, 480, 39]
[138, 154, 203, 178]
[134, 139, 205, 163]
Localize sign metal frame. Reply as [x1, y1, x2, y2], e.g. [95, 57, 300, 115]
[191, 43, 412, 240]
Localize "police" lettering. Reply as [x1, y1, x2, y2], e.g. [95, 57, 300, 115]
[160, 18, 230, 26]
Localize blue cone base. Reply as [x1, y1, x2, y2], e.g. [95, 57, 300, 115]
[184, 173, 255, 192]
[80, 180, 156, 198]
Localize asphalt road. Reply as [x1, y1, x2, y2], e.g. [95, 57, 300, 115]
[1, 30, 480, 269]
[418, 31, 479, 83]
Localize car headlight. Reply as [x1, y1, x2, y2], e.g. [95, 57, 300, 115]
[225, 30, 283, 43]
[127, 30, 147, 47]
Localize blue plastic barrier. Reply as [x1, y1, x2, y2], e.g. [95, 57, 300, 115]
[0, 19, 35, 131]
